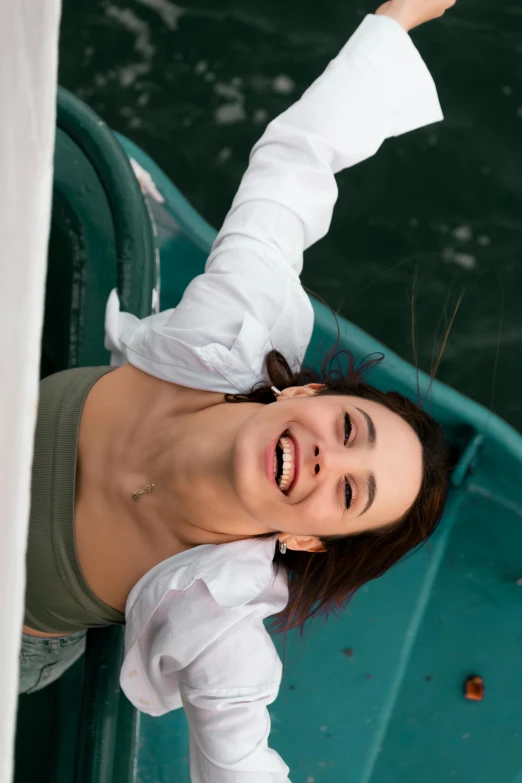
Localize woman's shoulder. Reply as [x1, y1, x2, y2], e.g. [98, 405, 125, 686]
[124, 536, 288, 632]
[121, 536, 287, 717]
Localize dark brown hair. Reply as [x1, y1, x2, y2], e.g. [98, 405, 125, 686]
[226, 349, 451, 634]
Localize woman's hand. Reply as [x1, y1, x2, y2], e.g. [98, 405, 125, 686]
[375, 0, 456, 31]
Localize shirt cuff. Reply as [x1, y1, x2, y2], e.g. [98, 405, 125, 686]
[341, 14, 443, 136]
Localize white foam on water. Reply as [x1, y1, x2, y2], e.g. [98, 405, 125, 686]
[253, 108, 268, 124]
[214, 82, 244, 102]
[217, 147, 232, 163]
[119, 62, 151, 87]
[452, 224, 473, 242]
[213, 81, 246, 125]
[105, 6, 155, 60]
[135, 0, 185, 30]
[214, 103, 247, 125]
[272, 74, 295, 94]
[442, 247, 477, 270]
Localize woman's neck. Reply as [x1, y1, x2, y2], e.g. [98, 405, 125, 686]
[74, 364, 258, 611]
[77, 364, 263, 549]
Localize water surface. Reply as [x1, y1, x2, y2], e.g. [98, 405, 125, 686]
[60, 0, 522, 429]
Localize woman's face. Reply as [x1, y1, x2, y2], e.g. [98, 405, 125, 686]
[232, 386, 423, 549]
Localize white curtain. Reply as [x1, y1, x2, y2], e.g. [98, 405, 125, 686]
[0, 2, 62, 781]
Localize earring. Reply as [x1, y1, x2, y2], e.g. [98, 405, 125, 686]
[279, 540, 287, 555]
[271, 386, 281, 397]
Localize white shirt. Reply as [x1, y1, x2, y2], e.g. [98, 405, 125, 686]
[110, 14, 443, 782]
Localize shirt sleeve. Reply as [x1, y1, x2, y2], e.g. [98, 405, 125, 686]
[179, 614, 290, 782]
[105, 13, 443, 394]
[121, 579, 290, 782]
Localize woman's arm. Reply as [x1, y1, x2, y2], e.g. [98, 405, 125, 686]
[121, 576, 291, 781]
[179, 614, 290, 782]
[106, 11, 444, 394]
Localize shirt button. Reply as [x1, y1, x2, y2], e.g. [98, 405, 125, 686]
[127, 669, 138, 678]
[139, 698, 150, 706]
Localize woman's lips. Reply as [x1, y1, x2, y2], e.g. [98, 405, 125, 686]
[266, 435, 280, 488]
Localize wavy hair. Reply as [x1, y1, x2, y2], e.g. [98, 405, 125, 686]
[226, 349, 451, 633]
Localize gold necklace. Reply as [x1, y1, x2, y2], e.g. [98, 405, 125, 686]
[132, 474, 173, 519]
[132, 482, 155, 502]
[131, 420, 174, 503]
[131, 455, 170, 502]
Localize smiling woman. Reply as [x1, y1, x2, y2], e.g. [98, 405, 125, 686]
[230, 379, 425, 539]
[227, 347, 448, 631]
[21, 4, 456, 781]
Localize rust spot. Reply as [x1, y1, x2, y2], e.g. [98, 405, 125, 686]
[342, 648, 354, 658]
[464, 675, 485, 701]
[365, 674, 372, 680]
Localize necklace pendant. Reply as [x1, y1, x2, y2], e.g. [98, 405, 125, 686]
[132, 483, 155, 502]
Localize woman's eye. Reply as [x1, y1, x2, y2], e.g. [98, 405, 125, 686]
[344, 413, 353, 445]
[344, 480, 353, 510]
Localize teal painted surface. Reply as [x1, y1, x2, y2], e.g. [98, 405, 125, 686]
[120, 135, 522, 783]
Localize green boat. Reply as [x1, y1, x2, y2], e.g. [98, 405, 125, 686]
[14, 87, 522, 783]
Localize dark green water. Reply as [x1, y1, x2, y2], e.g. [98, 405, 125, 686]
[59, 0, 522, 431]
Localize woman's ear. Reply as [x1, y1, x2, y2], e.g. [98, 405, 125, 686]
[278, 383, 327, 400]
[278, 534, 327, 554]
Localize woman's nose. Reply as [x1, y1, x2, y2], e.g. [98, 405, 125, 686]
[313, 442, 367, 477]
[313, 446, 320, 475]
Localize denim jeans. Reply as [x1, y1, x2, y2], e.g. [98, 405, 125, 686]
[19, 630, 86, 694]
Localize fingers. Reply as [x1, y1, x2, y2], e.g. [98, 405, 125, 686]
[375, 0, 457, 31]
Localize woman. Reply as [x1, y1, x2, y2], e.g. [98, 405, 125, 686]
[21, 0, 456, 779]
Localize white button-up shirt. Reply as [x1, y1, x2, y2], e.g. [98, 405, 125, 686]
[108, 14, 443, 782]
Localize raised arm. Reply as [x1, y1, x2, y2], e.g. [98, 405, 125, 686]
[106, 9, 447, 395]
[120, 555, 291, 782]
[179, 613, 289, 782]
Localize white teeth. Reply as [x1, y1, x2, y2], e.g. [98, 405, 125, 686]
[276, 435, 296, 492]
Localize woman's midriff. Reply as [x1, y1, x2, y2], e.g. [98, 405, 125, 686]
[23, 624, 74, 638]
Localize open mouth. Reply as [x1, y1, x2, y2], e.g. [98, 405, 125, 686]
[273, 432, 297, 493]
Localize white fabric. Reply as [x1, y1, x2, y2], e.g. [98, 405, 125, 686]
[105, 14, 442, 396]
[117, 15, 444, 782]
[0, 2, 62, 781]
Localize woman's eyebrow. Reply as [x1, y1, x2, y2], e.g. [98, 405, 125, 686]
[358, 472, 377, 517]
[355, 407, 377, 448]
